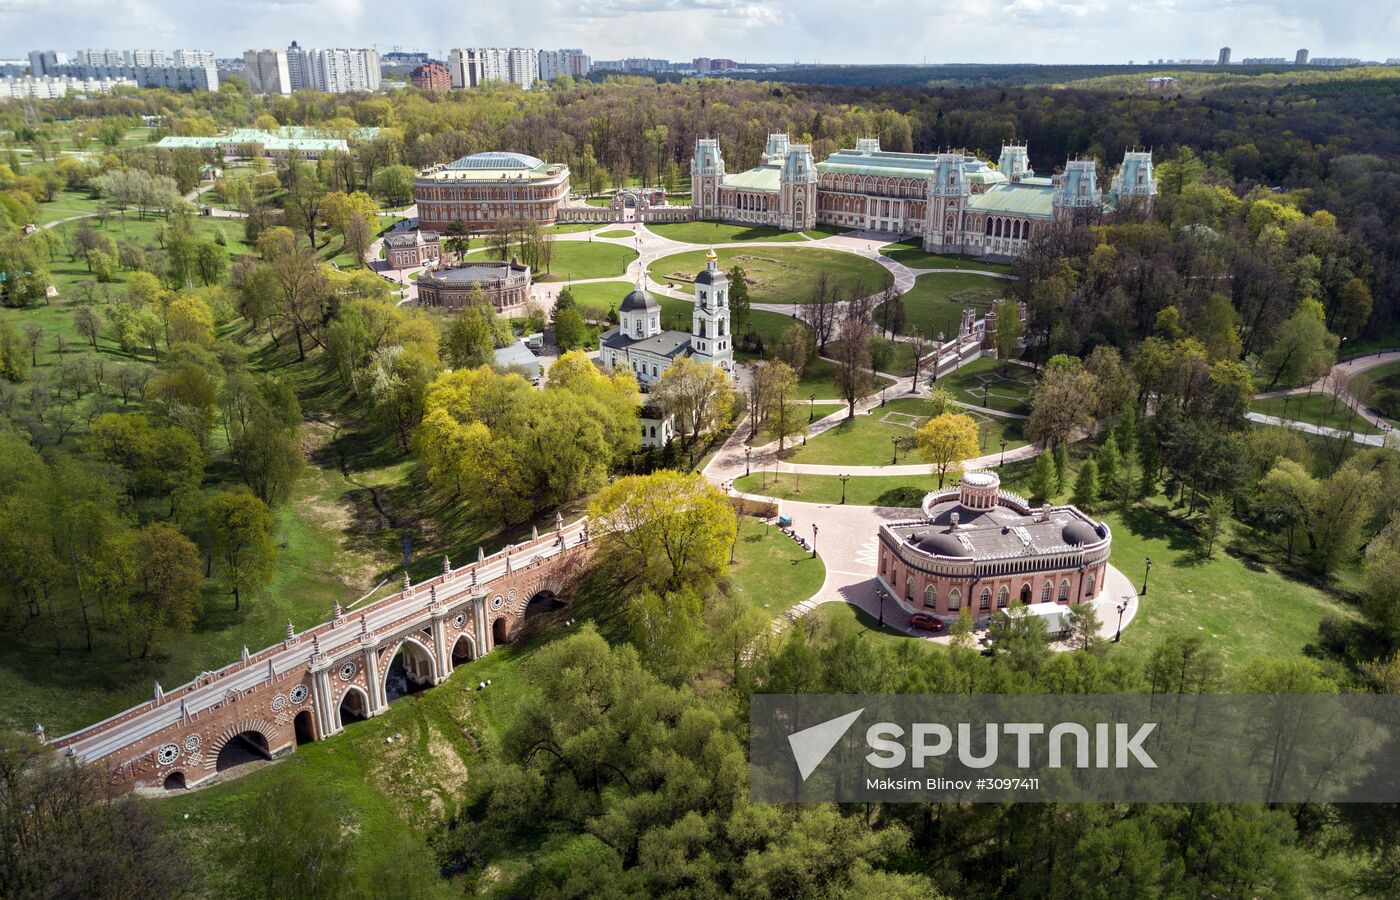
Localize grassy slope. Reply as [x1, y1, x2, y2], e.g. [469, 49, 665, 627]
[880, 272, 1010, 339]
[721, 516, 826, 614]
[734, 472, 932, 507]
[938, 357, 1037, 414]
[784, 397, 1025, 466]
[1251, 392, 1379, 435]
[649, 247, 891, 306]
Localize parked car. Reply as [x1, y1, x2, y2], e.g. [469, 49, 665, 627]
[909, 613, 942, 632]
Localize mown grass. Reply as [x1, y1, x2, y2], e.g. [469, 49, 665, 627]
[1251, 392, 1379, 435]
[938, 356, 1037, 414]
[734, 472, 931, 507]
[645, 220, 810, 244]
[878, 272, 1010, 339]
[649, 246, 891, 307]
[879, 239, 1014, 273]
[721, 516, 826, 614]
[784, 397, 1026, 466]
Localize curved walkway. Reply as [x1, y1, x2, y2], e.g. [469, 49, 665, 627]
[1252, 349, 1400, 443]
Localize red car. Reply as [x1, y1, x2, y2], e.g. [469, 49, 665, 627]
[909, 613, 943, 632]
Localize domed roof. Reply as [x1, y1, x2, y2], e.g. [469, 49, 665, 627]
[445, 151, 543, 171]
[1061, 519, 1104, 546]
[913, 530, 972, 558]
[620, 287, 658, 313]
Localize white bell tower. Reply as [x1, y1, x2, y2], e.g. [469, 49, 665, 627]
[691, 249, 732, 373]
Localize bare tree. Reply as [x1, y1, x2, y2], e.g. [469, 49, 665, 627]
[832, 287, 876, 419]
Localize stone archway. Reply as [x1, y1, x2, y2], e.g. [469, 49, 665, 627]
[339, 685, 370, 726]
[215, 730, 271, 774]
[495, 589, 566, 646]
[163, 771, 186, 791]
[451, 634, 476, 667]
[385, 638, 436, 702]
[294, 709, 315, 745]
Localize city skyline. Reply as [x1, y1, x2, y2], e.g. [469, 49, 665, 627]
[1, 0, 1395, 65]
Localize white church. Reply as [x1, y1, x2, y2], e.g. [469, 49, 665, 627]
[599, 248, 733, 446]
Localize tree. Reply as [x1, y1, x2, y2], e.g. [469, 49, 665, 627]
[1072, 458, 1099, 508]
[761, 360, 804, 451]
[0, 734, 194, 898]
[166, 294, 215, 347]
[1030, 448, 1059, 501]
[279, 159, 328, 248]
[442, 218, 472, 259]
[1027, 362, 1097, 449]
[653, 356, 735, 448]
[73, 304, 101, 349]
[727, 265, 751, 332]
[1202, 492, 1230, 558]
[125, 522, 201, 657]
[1066, 601, 1102, 653]
[992, 298, 1023, 362]
[1258, 298, 1338, 391]
[443, 303, 499, 369]
[205, 490, 277, 611]
[588, 471, 736, 593]
[773, 323, 811, 377]
[832, 302, 875, 419]
[1096, 432, 1121, 500]
[1362, 513, 1400, 642]
[915, 412, 980, 488]
[554, 306, 586, 351]
[227, 770, 354, 900]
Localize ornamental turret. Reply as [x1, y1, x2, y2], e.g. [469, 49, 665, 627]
[779, 144, 817, 231]
[1053, 158, 1101, 220]
[691, 138, 726, 218]
[997, 143, 1033, 182]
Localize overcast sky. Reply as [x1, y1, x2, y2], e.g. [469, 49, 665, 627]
[2, 0, 1396, 64]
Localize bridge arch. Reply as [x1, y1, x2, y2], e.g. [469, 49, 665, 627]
[385, 636, 437, 702]
[451, 633, 477, 667]
[163, 771, 186, 791]
[338, 684, 370, 727]
[212, 723, 273, 776]
[294, 709, 315, 745]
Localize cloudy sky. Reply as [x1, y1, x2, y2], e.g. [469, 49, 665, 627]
[2, 0, 1395, 63]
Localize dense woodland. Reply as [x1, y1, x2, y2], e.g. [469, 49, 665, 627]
[2, 72, 1400, 896]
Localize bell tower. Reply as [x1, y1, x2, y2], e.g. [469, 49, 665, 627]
[691, 139, 726, 220]
[691, 249, 732, 373]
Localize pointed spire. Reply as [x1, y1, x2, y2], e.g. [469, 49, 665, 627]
[241, 645, 250, 661]
[179, 699, 188, 720]
[556, 511, 564, 532]
[403, 571, 411, 591]
[312, 634, 321, 655]
[360, 614, 369, 636]
[268, 659, 276, 680]
[531, 524, 539, 541]
[333, 601, 342, 620]
[153, 682, 164, 703]
[429, 584, 437, 603]
[477, 545, 485, 563]
[443, 555, 452, 575]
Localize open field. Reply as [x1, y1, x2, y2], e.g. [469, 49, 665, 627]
[938, 356, 1037, 414]
[879, 239, 1014, 273]
[722, 516, 827, 614]
[649, 246, 891, 306]
[879, 272, 1009, 339]
[645, 220, 809, 244]
[734, 472, 931, 507]
[594, 229, 635, 238]
[784, 396, 1026, 465]
[537, 239, 638, 280]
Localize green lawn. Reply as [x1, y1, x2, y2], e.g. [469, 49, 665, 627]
[734, 472, 931, 507]
[803, 224, 853, 239]
[546, 223, 601, 234]
[784, 397, 1026, 465]
[938, 357, 1037, 414]
[879, 239, 1014, 273]
[722, 516, 826, 614]
[790, 356, 895, 401]
[1251, 392, 1379, 435]
[1349, 360, 1400, 425]
[34, 190, 105, 224]
[649, 247, 891, 306]
[645, 220, 809, 244]
[595, 229, 635, 238]
[879, 272, 1010, 339]
[1102, 507, 1359, 673]
[537, 240, 638, 281]
[808, 600, 917, 644]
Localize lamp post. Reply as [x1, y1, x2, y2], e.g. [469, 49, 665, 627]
[744, 446, 751, 476]
[839, 473, 851, 504]
[999, 438, 1007, 468]
[878, 585, 887, 627]
[1141, 557, 1152, 596]
[890, 436, 900, 465]
[727, 484, 738, 563]
[811, 523, 819, 559]
[881, 384, 887, 407]
[808, 393, 816, 423]
[1115, 598, 1128, 642]
[982, 383, 989, 409]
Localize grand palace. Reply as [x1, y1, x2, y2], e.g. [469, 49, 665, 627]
[412, 138, 1155, 260]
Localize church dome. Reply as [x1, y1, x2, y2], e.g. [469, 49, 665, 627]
[620, 287, 658, 312]
[1061, 519, 1104, 546]
[913, 530, 971, 558]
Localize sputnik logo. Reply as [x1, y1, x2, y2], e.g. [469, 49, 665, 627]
[787, 708, 864, 781]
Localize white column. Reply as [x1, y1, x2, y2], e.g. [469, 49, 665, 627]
[473, 594, 489, 655]
[311, 665, 338, 738]
[362, 644, 386, 715]
[431, 610, 450, 684]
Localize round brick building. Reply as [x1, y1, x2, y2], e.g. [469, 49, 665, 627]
[416, 259, 532, 314]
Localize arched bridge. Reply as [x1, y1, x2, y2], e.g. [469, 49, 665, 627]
[49, 518, 595, 793]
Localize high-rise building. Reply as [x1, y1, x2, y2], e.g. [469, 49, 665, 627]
[1217, 46, 1231, 65]
[1295, 49, 1309, 65]
[129, 50, 169, 67]
[285, 41, 313, 91]
[27, 50, 67, 76]
[448, 48, 538, 90]
[73, 49, 127, 66]
[243, 49, 292, 94]
[311, 48, 381, 93]
[538, 49, 589, 82]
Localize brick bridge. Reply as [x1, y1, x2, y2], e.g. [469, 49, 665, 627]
[49, 517, 595, 793]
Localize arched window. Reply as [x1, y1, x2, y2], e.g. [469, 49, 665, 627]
[1085, 574, 1096, 596]
[924, 585, 937, 608]
[906, 579, 913, 601]
[948, 588, 961, 610]
[997, 586, 1009, 608]
[1041, 581, 1052, 602]
[1020, 583, 1032, 604]
[979, 588, 992, 610]
[649, 426, 656, 438]
[1058, 579, 1070, 601]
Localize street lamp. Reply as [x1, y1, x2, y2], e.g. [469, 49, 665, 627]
[727, 484, 738, 563]
[1115, 598, 1129, 642]
[982, 383, 990, 408]
[877, 585, 887, 627]
[890, 435, 900, 465]
[839, 473, 850, 504]
[881, 384, 887, 406]
[744, 446, 751, 476]
[999, 438, 1007, 468]
[808, 393, 816, 423]
[811, 523, 819, 559]
[1141, 557, 1152, 596]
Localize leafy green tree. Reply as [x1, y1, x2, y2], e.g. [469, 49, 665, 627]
[1096, 432, 1121, 499]
[226, 770, 354, 899]
[205, 490, 277, 610]
[916, 412, 979, 488]
[553, 306, 586, 351]
[1259, 298, 1338, 391]
[124, 522, 201, 658]
[727, 264, 751, 332]
[443, 304, 498, 368]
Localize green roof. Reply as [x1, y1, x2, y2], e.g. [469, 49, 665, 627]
[154, 130, 349, 152]
[722, 165, 781, 192]
[967, 183, 1056, 219]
